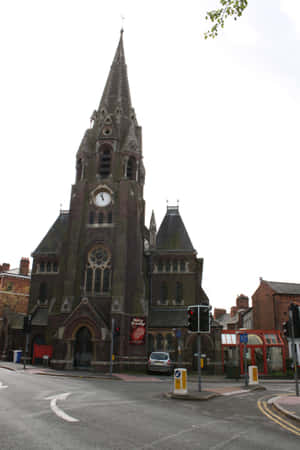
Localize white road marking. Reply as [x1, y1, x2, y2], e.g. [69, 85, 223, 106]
[45, 392, 79, 423]
[222, 389, 248, 396]
[0, 381, 8, 389]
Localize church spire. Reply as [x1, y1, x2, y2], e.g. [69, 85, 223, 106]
[98, 30, 132, 118]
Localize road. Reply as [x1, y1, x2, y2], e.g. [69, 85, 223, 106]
[0, 368, 299, 449]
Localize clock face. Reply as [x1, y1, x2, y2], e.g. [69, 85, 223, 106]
[94, 191, 111, 207]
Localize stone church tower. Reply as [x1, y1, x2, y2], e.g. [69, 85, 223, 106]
[28, 31, 147, 371]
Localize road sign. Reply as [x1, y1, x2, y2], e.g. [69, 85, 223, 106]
[240, 333, 248, 344]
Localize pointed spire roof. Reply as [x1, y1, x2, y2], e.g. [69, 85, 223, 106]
[150, 210, 156, 231]
[98, 30, 132, 118]
[156, 206, 195, 252]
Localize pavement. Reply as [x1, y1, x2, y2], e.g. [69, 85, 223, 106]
[1, 360, 300, 423]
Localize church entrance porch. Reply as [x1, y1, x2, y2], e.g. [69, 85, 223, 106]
[74, 326, 92, 368]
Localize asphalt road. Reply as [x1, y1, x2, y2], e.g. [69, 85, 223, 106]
[0, 368, 299, 449]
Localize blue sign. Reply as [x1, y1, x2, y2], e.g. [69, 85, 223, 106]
[175, 329, 181, 338]
[240, 333, 248, 344]
[174, 369, 181, 378]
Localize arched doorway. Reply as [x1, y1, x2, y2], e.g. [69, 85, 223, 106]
[74, 327, 92, 368]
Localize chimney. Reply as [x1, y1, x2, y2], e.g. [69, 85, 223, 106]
[19, 258, 30, 276]
[214, 308, 226, 320]
[230, 306, 238, 317]
[1, 263, 10, 273]
[236, 294, 249, 310]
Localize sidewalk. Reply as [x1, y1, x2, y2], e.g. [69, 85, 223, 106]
[271, 394, 300, 423]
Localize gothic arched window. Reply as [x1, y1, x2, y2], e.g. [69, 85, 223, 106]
[126, 156, 136, 180]
[99, 144, 112, 178]
[84, 245, 111, 295]
[176, 282, 183, 304]
[156, 334, 164, 351]
[161, 282, 168, 304]
[98, 212, 104, 224]
[39, 282, 47, 303]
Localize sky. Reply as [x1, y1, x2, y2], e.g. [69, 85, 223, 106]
[1, 0, 300, 312]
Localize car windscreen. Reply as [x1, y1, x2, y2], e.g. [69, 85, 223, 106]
[151, 353, 168, 360]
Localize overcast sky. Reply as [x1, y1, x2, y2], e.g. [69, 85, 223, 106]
[1, 0, 300, 312]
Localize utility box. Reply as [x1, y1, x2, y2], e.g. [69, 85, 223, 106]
[248, 365, 258, 385]
[173, 368, 187, 394]
[13, 350, 22, 363]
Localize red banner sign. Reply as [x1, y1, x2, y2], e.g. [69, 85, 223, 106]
[130, 317, 146, 344]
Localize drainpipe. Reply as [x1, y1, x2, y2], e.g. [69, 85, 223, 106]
[272, 293, 278, 329]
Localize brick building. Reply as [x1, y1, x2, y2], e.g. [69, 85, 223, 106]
[252, 278, 300, 331]
[214, 294, 251, 330]
[27, 32, 210, 371]
[0, 258, 30, 359]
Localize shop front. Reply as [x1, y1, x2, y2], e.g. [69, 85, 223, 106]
[222, 329, 286, 376]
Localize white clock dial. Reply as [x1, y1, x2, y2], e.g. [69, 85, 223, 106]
[94, 191, 111, 207]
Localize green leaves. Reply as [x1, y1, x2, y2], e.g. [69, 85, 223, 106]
[204, 0, 248, 39]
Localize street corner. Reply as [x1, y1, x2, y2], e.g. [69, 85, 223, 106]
[163, 391, 220, 401]
[272, 395, 300, 423]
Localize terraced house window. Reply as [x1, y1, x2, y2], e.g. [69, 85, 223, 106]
[84, 245, 111, 294]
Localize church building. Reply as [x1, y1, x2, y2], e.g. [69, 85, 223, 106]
[28, 32, 210, 371]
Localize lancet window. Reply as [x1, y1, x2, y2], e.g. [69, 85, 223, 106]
[84, 245, 111, 294]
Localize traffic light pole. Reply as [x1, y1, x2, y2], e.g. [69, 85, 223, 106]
[289, 309, 299, 397]
[197, 332, 202, 392]
[109, 318, 115, 377]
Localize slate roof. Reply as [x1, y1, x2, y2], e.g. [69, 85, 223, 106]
[32, 212, 69, 256]
[264, 280, 300, 295]
[156, 206, 194, 252]
[31, 308, 48, 326]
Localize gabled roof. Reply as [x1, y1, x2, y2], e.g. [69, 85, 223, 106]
[32, 212, 69, 257]
[263, 280, 300, 295]
[156, 206, 194, 252]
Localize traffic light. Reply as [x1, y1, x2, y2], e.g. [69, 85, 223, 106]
[23, 315, 32, 334]
[114, 324, 120, 337]
[187, 307, 198, 332]
[290, 303, 300, 338]
[199, 306, 210, 333]
[282, 320, 291, 338]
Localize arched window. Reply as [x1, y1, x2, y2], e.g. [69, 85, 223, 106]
[165, 260, 171, 272]
[99, 145, 112, 178]
[84, 245, 111, 294]
[76, 158, 83, 182]
[161, 282, 168, 304]
[173, 260, 178, 272]
[108, 211, 112, 223]
[103, 268, 110, 292]
[39, 282, 47, 303]
[180, 260, 186, 272]
[39, 261, 45, 272]
[156, 334, 164, 351]
[94, 268, 101, 292]
[46, 262, 51, 272]
[158, 260, 163, 272]
[53, 262, 58, 272]
[98, 212, 104, 224]
[126, 156, 136, 180]
[176, 282, 183, 304]
[89, 211, 94, 224]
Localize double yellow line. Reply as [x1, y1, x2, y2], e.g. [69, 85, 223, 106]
[257, 395, 300, 437]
